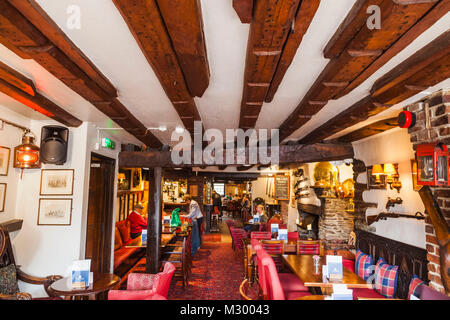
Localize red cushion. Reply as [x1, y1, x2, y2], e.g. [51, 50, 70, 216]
[108, 289, 157, 300]
[279, 273, 309, 292]
[343, 259, 355, 273]
[113, 247, 139, 270]
[285, 291, 312, 300]
[116, 220, 131, 244]
[353, 288, 385, 300]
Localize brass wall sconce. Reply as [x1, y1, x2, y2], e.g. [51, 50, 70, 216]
[384, 163, 402, 192]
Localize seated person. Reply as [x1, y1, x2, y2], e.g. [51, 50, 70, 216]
[268, 213, 283, 226]
[244, 204, 268, 232]
[127, 203, 148, 239]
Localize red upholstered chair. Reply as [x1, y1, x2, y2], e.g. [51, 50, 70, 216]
[256, 248, 308, 300]
[251, 232, 271, 240]
[229, 227, 248, 250]
[250, 239, 263, 251]
[297, 240, 321, 255]
[260, 251, 310, 300]
[261, 240, 284, 271]
[108, 262, 175, 300]
[287, 232, 299, 242]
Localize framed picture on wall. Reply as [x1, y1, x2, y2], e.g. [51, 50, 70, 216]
[131, 168, 143, 191]
[40, 169, 74, 196]
[189, 185, 198, 197]
[0, 147, 10, 176]
[0, 183, 6, 212]
[37, 198, 72, 226]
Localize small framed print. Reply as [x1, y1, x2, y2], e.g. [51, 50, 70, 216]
[0, 147, 10, 176]
[0, 183, 6, 212]
[38, 198, 72, 226]
[131, 168, 143, 191]
[40, 169, 74, 196]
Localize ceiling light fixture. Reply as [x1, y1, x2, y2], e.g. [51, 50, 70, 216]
[175, 126, 185, 133]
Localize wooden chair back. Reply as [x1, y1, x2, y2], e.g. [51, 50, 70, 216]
[297, 240, 322, 255]
[0, 228, 15, 268]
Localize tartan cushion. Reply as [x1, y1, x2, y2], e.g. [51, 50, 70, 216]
[408, 275, 425, 299]
[297, 243, 320, 255]
[355, 250, 373, 281]
[374, 258, 399, 298]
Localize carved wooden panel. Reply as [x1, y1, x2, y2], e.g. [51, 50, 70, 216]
[356, 229, 428, 299]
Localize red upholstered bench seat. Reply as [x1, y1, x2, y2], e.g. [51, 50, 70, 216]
[114, 246, 140, 271]
[352, 288, 385, 300]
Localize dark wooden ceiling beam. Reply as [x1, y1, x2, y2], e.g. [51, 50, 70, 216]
[0, 60, 35, 96]
[298, 30, 450, 144]
[113, 0, 203, 137]
[265, 0, 321, 102]
[233, 0, 254, 23]
[7, 0, 118, 98]
[0, 0, 163, 148]
[0, 77, 82, 127]
[335, 0, 449, 98]
[278, 0, 442, 141]
[155, 0, 210, 97]
[336, 116, 399, 143]
[119, 142, 354, 168]
[239, 0, 301, 129]
[371, 30, 450, 105]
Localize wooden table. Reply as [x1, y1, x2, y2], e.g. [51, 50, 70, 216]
[48, 273, 120, 300]
[282, 254, 371, 295]
[125, 233, 175, 248]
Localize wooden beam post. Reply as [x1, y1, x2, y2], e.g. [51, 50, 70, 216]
[146, 167, 163, 274]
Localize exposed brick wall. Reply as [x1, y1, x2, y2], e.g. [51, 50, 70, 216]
[319, 198, 355, 250]
[406, 89, 450, 293]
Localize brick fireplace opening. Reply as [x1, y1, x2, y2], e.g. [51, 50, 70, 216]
[406, 89, 449, 294]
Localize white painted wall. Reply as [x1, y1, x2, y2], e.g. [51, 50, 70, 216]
[353, 128, 426, 249]
[0, 105, 124, 297]
[0, 107, 31, 222]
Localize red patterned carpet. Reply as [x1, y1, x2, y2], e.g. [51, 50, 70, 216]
[168, 242, 246, 300]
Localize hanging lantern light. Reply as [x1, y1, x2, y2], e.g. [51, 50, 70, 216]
[14, 130, 40, 170]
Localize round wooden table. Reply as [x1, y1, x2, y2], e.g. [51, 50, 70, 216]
[48, 273, 120, 300]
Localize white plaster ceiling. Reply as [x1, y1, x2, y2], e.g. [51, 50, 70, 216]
[0, 0, 448, 147]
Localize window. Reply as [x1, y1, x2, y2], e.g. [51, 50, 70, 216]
[213, 183, 225, 196]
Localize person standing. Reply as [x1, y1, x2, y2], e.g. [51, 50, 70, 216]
[182, 195, 204, 255]
[212, 190, 222, 218]
[127, 203, 148, 239]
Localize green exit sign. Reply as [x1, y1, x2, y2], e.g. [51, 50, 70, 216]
[101, 138, 116, 150]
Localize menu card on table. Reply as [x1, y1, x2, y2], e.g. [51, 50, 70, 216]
[142, 229, 148, 246]
[271, 224, 279, 239]
[253, 215, 260, 223]
[326, 255, 343, 282]
[71, 259, 91, 289]
[331, 284, 353, 300]
[163, 215, 171, 225]
[278, 229, 288, 241]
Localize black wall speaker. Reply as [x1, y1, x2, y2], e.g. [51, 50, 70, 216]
[40, 126, 69, 165]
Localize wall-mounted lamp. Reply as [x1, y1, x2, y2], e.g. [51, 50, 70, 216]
[14, 130, 40, 178]
[118, 173, 126, 183]
[372, 164, 384, 183]
[384, 163, 402, 192]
